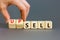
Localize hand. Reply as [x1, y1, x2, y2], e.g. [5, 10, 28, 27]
[0, 0, 30, 23]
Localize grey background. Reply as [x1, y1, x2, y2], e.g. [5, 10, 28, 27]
[0, 0, 60, 40]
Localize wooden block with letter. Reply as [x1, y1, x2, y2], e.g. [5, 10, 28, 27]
[16, 19, 24, 29]
[8, 19, 16, 29]
[24, 21, 30, 29]
[30, 21, 37, 29]
[37, 21, 45, 29]
[45, 21, 52, 29]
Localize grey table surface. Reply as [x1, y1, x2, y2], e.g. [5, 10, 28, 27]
[0, 22, 60, 40]
[0, 0, 60, 40]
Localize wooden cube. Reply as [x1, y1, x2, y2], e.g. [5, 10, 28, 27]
[8, 19, 16, 29]
[16, 19, 24, 29]
[30, 21, 37, 29]
[45, 21, 52, 29]
[37, 21, 45, 29]
[24, 21, 30, 29]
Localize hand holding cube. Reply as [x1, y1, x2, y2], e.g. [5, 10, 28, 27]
[0, 0, 30, 23]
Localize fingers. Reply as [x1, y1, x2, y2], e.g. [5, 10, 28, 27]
[22, 0, 30, 10]
[1, 5, 10, 23]
[21, 0, 30, 18]
[11, 1, 27, 21]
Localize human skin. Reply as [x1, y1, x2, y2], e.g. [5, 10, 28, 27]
[0, 0, 30, 23]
